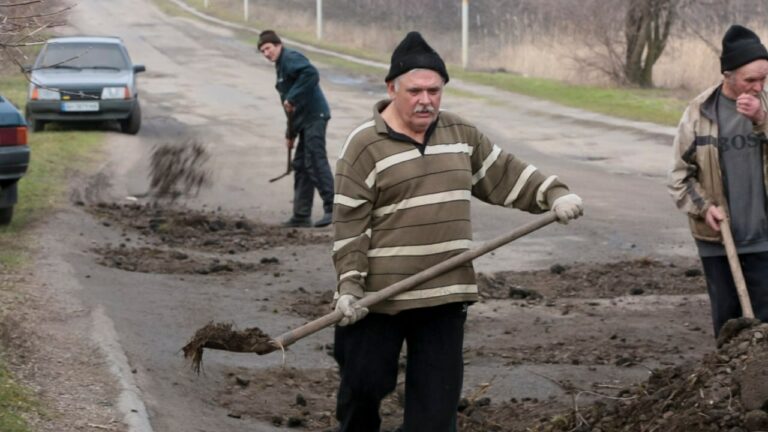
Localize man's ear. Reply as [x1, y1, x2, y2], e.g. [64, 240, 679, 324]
[386, 81, 396, 99]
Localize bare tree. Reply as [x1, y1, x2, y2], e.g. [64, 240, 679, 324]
[624, 0, 678, 87]
[0, 0, 71, 70]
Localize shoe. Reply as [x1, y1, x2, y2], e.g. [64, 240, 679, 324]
[282, 216, 312, 228]
[314, 212, 333, 228]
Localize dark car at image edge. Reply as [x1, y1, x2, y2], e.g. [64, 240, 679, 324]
[25, 36, 145, 134]
[0, 95, 29, 225]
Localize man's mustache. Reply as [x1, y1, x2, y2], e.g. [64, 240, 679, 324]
[414, 105, 435, 114]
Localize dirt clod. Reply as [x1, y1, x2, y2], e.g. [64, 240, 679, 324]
[717, 317, 762, 348]
[550, 264, 568, 274]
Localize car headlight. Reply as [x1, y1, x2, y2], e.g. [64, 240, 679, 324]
[101, 86, 130, 100]
[31, 86, 60, 100]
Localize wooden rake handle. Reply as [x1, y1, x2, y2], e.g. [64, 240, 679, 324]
[267, 212, 560, 353]
[719, 217, 755, 319]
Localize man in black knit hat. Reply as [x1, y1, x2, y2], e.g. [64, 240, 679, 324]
[669, 24, 768, 338]
[258, 30, 334, 228]
[331, 31, 583, 431]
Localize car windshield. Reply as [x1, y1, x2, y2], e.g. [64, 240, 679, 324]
[37, 42, 129, 70]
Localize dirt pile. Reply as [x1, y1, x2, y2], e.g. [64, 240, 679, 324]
[477, 257, 705, 300]
[88, 203, 331, 274]
[88, 202, 331, 253]
[93, 246, 260, 275]
[460, 319, 768, 432]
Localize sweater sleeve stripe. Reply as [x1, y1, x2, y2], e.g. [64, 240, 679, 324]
[334, 194, 369, 208]
[367, 239, 471, 257]
[503, 165, 537, 206]
[333, 228, 373, 252]
[536, 175, 559, 208]
[372, 190, 471, 218]
[471, 145, 502, 185]
[340, 269, 368, 281]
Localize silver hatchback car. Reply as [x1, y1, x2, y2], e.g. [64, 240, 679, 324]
[25, 36, 146, 134]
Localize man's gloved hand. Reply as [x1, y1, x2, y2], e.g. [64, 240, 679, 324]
[335, 294, 369, 326]
[551, 193, 584, 224]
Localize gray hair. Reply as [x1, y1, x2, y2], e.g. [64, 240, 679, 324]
[393, 68, 446, 92]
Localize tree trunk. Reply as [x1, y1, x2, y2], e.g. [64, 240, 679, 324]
[624, 0, 677, 87]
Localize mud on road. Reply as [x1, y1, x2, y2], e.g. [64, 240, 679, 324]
[87, 202, 331, 275]
[80, 201, 729, 431]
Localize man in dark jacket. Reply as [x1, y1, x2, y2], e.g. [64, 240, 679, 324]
[258, 30, 334, 228]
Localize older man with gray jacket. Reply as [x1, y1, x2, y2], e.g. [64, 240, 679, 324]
[668, 24, 768, 337]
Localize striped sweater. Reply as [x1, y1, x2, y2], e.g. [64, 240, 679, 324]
[332, 100, 569, 314]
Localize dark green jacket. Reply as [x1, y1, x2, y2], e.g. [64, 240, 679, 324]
[275, 47, 330, 138]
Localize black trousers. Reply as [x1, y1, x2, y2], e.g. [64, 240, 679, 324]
[333, 302, 467, 432]
[700, 251, 768, 337]
[292, 119, 334, 218]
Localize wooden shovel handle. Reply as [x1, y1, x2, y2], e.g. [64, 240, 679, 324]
[268, 212, 560, 353]
[720, 217, 755, 319]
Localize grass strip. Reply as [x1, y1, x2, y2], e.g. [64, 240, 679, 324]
[0, 76, 103, 245]
[0, 72, 103, 429]
[451, 68, 687, 126]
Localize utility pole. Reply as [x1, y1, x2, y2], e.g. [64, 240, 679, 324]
[317, 0, 323, 40]
[462, 0, 469, 69]
[244, 0, 249, 21]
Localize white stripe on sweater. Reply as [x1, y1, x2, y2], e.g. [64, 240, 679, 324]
[372, 190, 471, 218]
[339, 120, 375, 159]
[367, 239, 471, 257]
[425, 143, 473, 156]
[334, 194, 368, 208]
[333, 228, 372, 252]
[536, 175, 559, 208]
[339, 270, 367, 281]
[365, 149, 422, 188]
[471, 145, 502, 185]
[503, 165, 537, 206]
[366, 284, 478, 300]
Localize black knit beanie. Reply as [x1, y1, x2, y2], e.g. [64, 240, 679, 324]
[258, 30, 282, 49]
[720, 25, 768, 72]
[385, 31, 449, 83]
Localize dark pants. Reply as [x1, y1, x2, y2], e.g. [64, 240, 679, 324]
[700, 251, 768, 337]
[333, 302, 467, 432]
[292, 119, 334, 219]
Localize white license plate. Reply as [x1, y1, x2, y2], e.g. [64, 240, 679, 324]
[61, 101, 99, 112]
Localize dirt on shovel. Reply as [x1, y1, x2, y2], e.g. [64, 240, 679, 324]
[182, 322, 276, 373]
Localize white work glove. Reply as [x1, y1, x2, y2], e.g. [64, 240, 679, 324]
[335, 294, 369, 326]
[551, 193, 583, 224]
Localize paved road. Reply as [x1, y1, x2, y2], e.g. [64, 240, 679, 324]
[38, 0, 704, 430]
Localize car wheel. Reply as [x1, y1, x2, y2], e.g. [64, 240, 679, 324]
[0, 206, 13, 225]
[120, 101, 141, 135]
[26, 108, 46, 132]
